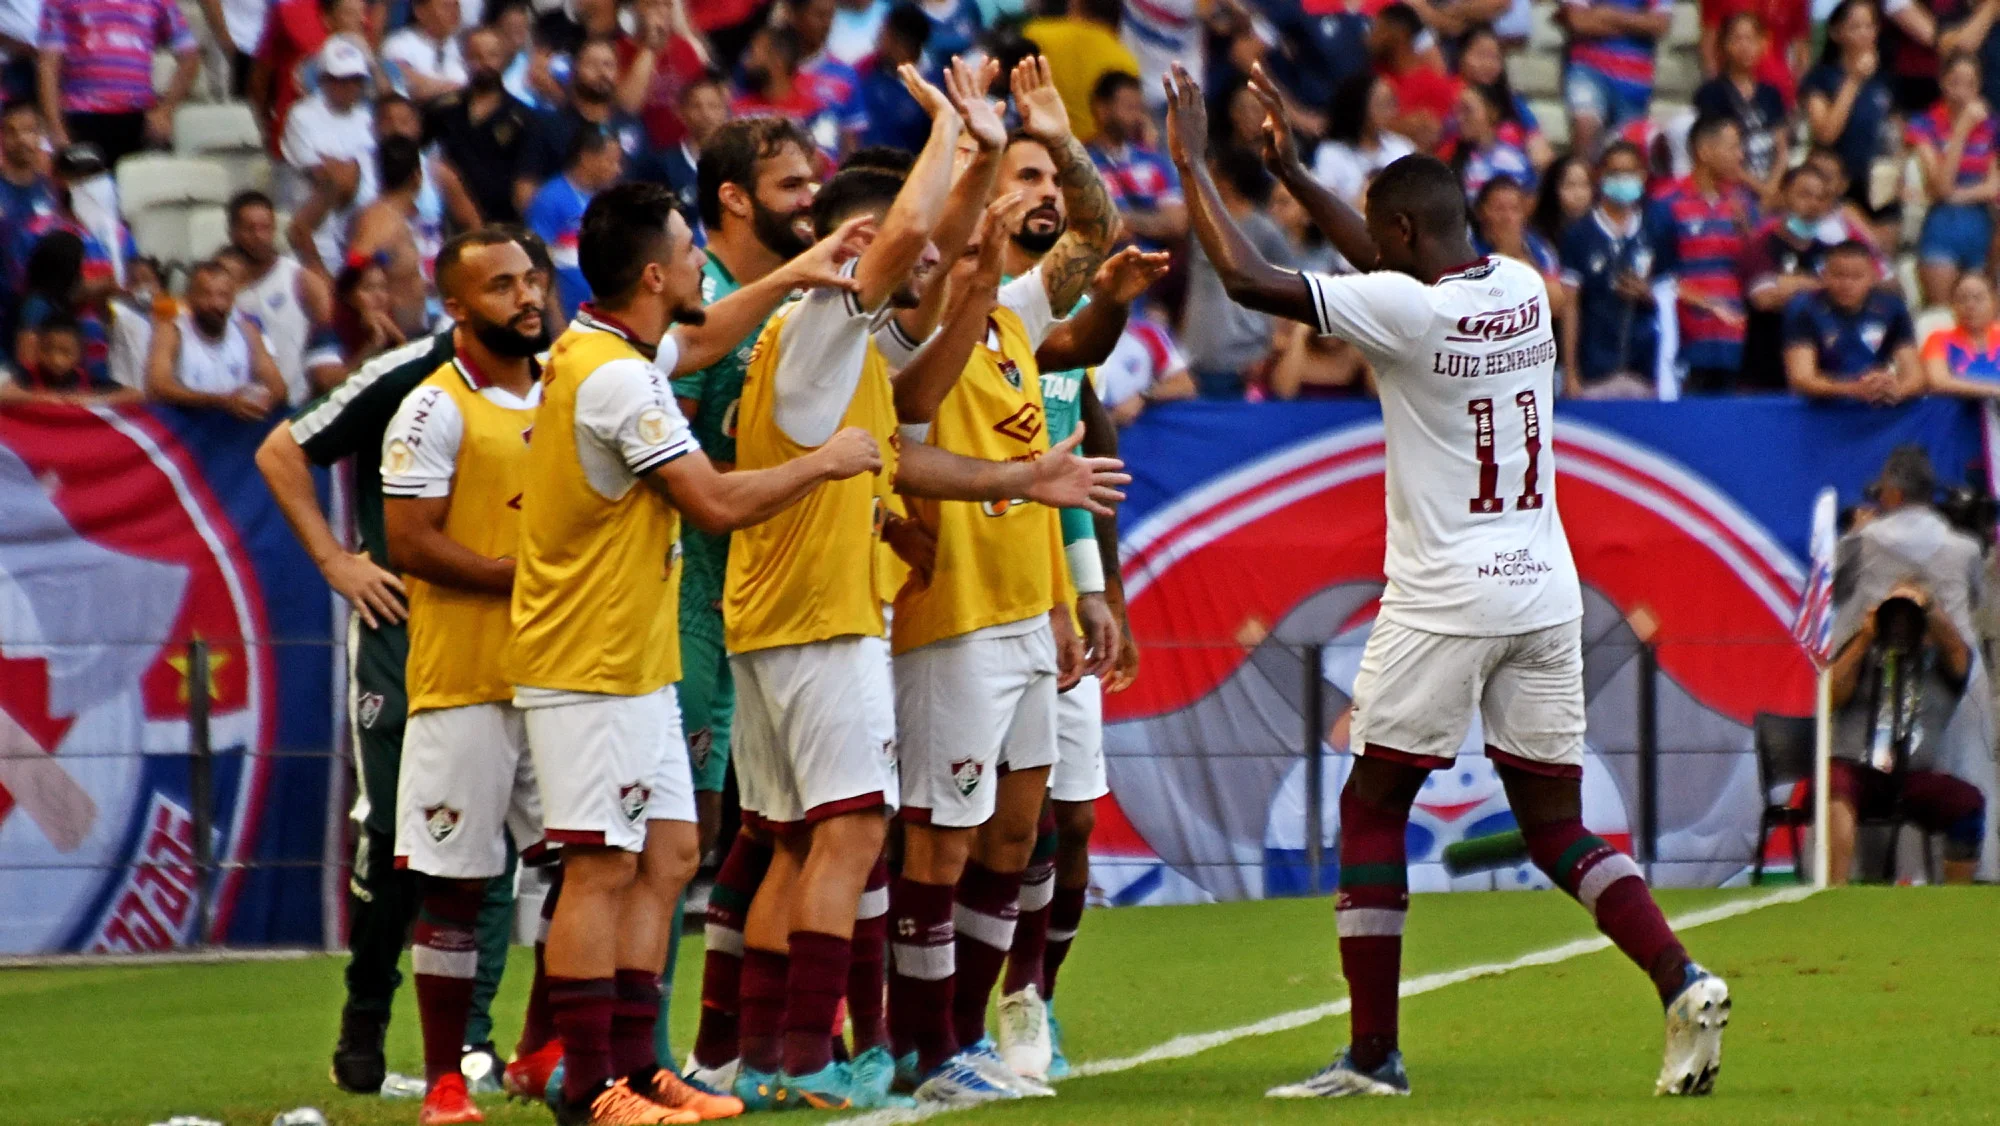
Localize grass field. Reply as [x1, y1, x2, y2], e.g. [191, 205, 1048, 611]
[4, 886, 1996, 1126]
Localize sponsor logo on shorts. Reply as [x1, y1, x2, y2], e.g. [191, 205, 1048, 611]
[618, 782, 650, 823]
[688, 727, 712, 771]
[357, 692, 384, 729]
[424, 803, 462, 844]
[950, 758, 984, 796]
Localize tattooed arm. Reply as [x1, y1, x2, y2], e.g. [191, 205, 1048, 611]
[1012, 56, 1120, 315]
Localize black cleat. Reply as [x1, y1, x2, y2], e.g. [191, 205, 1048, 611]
[330, 1004, 389, 1094]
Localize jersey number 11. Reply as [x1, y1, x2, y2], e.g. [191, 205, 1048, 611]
[1468, 391, 1544, 514]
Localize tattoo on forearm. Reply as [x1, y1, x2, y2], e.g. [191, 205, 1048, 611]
[1043, 134, 1117, 312]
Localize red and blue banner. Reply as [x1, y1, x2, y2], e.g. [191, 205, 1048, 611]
[1092, 397, 1990, 904]
[0, 404, 336, 954]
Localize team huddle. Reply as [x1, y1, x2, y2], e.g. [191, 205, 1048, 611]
[257, 50, 1732, 1126]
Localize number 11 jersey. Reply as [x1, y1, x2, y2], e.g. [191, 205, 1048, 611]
[1302, 255, 1581, 637]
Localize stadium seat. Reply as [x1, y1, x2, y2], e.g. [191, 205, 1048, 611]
[1654, 52, 1701, 101]
[1528, 5, 1563, 52]
[184, 205, 230, 260]
[1508, 53, 1562, 100]
[1750, 713, 1814, 885]
[116, 155, 230, 217]
[1667, 2, 1702, 48]
[174, 103, 261, 156]
[1913, 304, 1954, 343]
[130, 203, 217, 263]
[1532, 99, 1569, 147]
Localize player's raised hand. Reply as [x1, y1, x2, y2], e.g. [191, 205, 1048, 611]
[1090, 246, 1173, 305]
[979, 189, 1034, 273]
[1027, 425, 1129, 516]
[776, 215, 875, 291]
[815, 426, 884, 479]
[1248, 63, 1303, 175]
[1077, 593, 1121, 680]
[899, 63, 958, 124]
[946, 56, 1007, 151]
[1163, 63, 1208, 170]
[1012, 55, 1071, 146]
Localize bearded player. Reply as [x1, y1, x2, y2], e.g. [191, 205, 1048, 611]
[1165, 63, 1731, 1099]
[509, 182, 880, 1126]
[719, 58, 1129, 1113]
[380, 229, 555, 1126]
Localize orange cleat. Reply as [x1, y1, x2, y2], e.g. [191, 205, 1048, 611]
[419, 1073, 485, 1125]
[557, 1077, 700, 1125]
[647, 1068, 746, 1120]
[504, 1039, 564, 1102]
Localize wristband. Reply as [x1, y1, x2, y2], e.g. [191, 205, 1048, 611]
[1066, 539, 1106, 595]
[898, 421, 931, 444]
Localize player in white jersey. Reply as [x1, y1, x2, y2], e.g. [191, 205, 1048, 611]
[1163, 63, 1729, 1101]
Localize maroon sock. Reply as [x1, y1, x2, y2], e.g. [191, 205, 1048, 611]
[782, 931, 853, 1076]
[1004, 816, 1058, 996]
[693, 834, 773, 1068]
[739, 948, 789, 1075]
[1524, 819, 1689, 1003]
[888, 876, 958, 1074]
[413, 878, 485, 1085]
[516, 866, 564, 1057]
[1042, 885, 1085, 1001]
[611, 969, 662, 1076]
[1336, 784, 1413, 1072]
[550, 976, 617, 1103]
[848, 854, 890, 1053]
[951, 862, 1022, 1049]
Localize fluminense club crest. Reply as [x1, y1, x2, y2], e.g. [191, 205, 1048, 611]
[424, 803, 462, 843]
[950, 758, 984, 796]
[619, 782, 651, 823]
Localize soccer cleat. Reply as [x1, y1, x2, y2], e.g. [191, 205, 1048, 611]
[996, 984, 1054, 1080]
[892, 1051, 923, 1094]
[1266, 1048, 1411, 1098]
[849, 1045, 901, 1107]
[555, 1077, 698, 1125]
[912, 1052, 1021, 1108]
[503, 1039, 564, 1103]
[729, 1066, 793, 1113]
[778, 1061, 854, 1110]
[461, 1042, 504, 1095]
[1656, 964, 1731, 1097]
[964, 1039, 1055, 1097]
[419, 1072, 485, 1124]
[330, 1005, 389, 1095]
[643, 1066, 745, 1119]
[1046, 1007, 1071, 1081]
[681, 1057, 738, 1097]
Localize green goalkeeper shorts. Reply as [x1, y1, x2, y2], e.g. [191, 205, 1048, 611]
[676, 529, 734, 793]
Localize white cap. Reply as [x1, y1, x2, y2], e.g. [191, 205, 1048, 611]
[320, 36, 370, 80]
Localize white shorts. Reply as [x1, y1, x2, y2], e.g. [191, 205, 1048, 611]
[394, 701, 544, 879]
[731, 635, 898, 829]
[896, 621, 1058, 828]
[520, 687, 696, 853]
[1049, 674, 1109, 803]
[1351, 616, 1586, 775]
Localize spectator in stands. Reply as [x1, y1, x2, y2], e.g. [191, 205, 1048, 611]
[8, 145, 122, 332]
[1257, 0, 1373, 119]
[383, 0, 466, 101]
[1533, 152, 1596, 244]
[917, 0, 981, 74]
[36, 0, 198, 164]
[0, 99, 52, 230]
[1213, 76, 1273, 155]
[613, 0, 713, 150]
[526, 125, 620, 319]
[731, 23, 822, 125]
[345, 137, 436, 338]
[13, 229, 105, 383]
[1454, 24, 1554, 170]
[1089, 70, 1186, 249]
[1783, 240, 1921, 403]
[1098, 313, 1193, 420]
[1370, 3, 1457, 151]
[1179, 145, 1292, 399]
[1693, 14, 1790, 205]
[1474, 176, 1563, 308]
[1910, 52, 1999, 308]
[661, 69, 728, 222]
[329, 255, 403, 366]
[1451, 85, 1538, 200]
[423, 23, 537, 225]
[1803, 1, 1896, 241]
[249, 0, 358, 155]
[1742, 165, 1845, 392]
[1880, 0, 1947, 114]
[145, 260, 287, 419]
[0, 313, 136, 402]
[1922, 270, 2000, 395]
[1561, 140, 1660, 398]
[1022, 0, 1140, 145]
[517, 37, 650, 214]
[491, 0, 551, 109]
[378, 91, 476, 234]
[1313, 74, 1416, 210]
[281, 37, 379, 274]
[1697, 0, 1809, 104]
[786, 0, 866, 150]
[106, 252, 163, 391]
[1268, 180, 1338, 274]
[1652, 114, 1758, 394]
[854, 3, 931, 154]
[1557, 0, 1672, 158]
[827, 0, 889, 66]
[227, 190, 336, 405]
[0, 0, 39, 102]
[1941, 0, 2000, 113]
[1825, 447, 1986, 885]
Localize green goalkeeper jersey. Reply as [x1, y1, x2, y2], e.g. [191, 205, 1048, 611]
[1020, 282, 1095, 549]
[672, 251, 764, 615]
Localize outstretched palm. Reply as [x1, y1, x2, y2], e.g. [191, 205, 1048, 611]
[1248, 64, 1302, 174]
[1012, 55, 1071, 145]
[947, 57, 1007, 150]
[1163, 64, 1208, 169]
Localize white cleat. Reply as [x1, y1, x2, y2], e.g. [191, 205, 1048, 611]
[684, 1056, 739, 1096]
[914, 1053, 1021, 1108]
[963, 1040, 1056, 1097]
[1656, 966, 1731, 1096]
[996, 984, 1054, 1081]
[1266, 1049, 1409, 1098]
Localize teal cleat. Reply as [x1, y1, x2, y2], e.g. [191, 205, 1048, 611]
[849, 1045, 905, 1107]
[733, 1065, 795, 1112]
[892, 1051, 923, 1094]
[779, 1061, 855, 1110]
[1046, 1005, 1070, 1080]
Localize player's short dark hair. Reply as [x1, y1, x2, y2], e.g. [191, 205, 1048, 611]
[506, 224, 555, 276]
[35, 311, 81, 341]
[1597, 139, 1644, 169]
[377, 136, 423, 193]
[1365, 155, 1469, 240]
[1825, 238, 1876, 264]
[1376, 3, 1423, 37]
[1687, 112, 1740, 152]
[580, 181, 682, 303]
[227, 189, 274, 225]
[883, 2, 930, 50]
[698, 116, 818, 229]
[1092, 70, 1141, 105]
[811, 167, 903, 239]
[565, 123, 619, 170]
[839, 144, 917, 175]
[678, 67, 728, 103]
[436, 225, 526, 298]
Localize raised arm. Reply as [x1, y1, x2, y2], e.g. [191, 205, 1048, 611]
[894, 424, 1129, 516]
[646, 429, 882, 535]
[854, 65, 965, 312]
[892, 58, 1007, 346]
[1249, 64, 1380, 272]
[1012, 56, 1121, 314]
[894, 192, 1022, 424]
[1164, 63, 1318, 325]
[666, 215, 873, 373]
[1035, 247, 1171, 371]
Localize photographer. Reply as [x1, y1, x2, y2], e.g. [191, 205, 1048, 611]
[1824, 447, 1988, 885]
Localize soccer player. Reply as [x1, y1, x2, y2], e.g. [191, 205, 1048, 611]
[721, 58, 1128, 1113]
[881, 55, 1126, 1104]
[379, 228, 554, 1126]
[510, 180, 879, 1126]
[1163, 62, 1731, 1099]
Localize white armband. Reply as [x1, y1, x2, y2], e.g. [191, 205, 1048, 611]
[899, 421, 931, 444]
[1066, 539, 1106, 595]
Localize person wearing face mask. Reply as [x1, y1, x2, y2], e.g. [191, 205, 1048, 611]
[1740, 164, 1845, 392]
[427, 23, 541, 225]
[1558, 141, 1658, 398]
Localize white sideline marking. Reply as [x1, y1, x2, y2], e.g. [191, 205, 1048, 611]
[844, 886, 1818, 1124]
